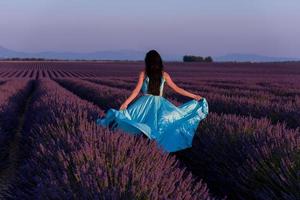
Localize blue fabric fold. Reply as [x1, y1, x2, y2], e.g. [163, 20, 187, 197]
[96, 94, 209, 153]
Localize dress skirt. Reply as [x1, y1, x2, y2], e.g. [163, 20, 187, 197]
[96, 94, 209, 153]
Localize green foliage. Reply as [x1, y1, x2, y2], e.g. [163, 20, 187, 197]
[183, 55, 213, 62]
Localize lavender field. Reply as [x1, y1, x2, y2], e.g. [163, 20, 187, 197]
[0, 61, 299, 200]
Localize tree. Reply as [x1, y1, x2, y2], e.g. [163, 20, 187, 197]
[183, 55, 213, 62]
[204, 56, 213, 62]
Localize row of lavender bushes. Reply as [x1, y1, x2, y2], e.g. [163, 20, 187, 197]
[55, 78, 130, 110]
[56, 78, 300, 199]
[88, 77, 300, 103]
[178, 112, 300, 199]
[177, 79, 300, 99]
[7, 80, 215, 199]
[83, 78, 300, 129]
[0, 80, 33, 169]
[55, 78, 182, 111]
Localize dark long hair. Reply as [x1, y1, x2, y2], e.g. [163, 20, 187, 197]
[144, 50, 164, 96]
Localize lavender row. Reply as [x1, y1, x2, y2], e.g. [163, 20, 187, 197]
[86, 77, 300, 101]
[177, 79, 300, 98]
[84, 77, 299, 109]
[1, 61, 300, 82]
[8, 80, 215, 199]
[0, 62, 98, 79]
[175, 81, 300, 104]
[55, 78, 182, 110]
[55, 78, 131, 110]
[0, 80, 34, 168]
[172, 86, 300, 129]
[175, 112, 300, 200]
[104, 76, 300, 94]
[84, 78, 300, 129]
[0, 70, 85, 79]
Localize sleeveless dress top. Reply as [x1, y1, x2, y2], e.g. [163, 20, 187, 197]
[96, 74, 209, 153]
[141, 75, 165, 96]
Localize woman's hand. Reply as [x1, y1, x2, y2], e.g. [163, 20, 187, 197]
[119, 102, 128, 110]
[193, 94, 203, 101]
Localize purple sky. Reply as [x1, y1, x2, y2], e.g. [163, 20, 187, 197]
[0, 0, 299, 57]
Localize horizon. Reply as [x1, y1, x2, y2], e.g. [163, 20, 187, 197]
[0, 0, 300, 58]
[1, 45, 300, 62]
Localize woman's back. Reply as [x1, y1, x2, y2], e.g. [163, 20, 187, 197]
[141, 71, 166, 96]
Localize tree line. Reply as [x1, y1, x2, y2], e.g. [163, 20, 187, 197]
[183, 55, 213, 62]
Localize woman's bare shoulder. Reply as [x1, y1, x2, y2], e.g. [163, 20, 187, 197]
[139, 70, 146, 78]
[163, 71, 170, 79]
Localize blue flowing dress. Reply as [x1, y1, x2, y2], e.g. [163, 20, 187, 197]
[96, 75, 209, 153]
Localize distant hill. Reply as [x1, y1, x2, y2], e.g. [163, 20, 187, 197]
[1, 46, 299, 62]
[0, 46, 181, 61]
[213, 53, 300, 62]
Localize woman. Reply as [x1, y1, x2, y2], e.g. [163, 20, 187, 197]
[96, 50, 209, 153]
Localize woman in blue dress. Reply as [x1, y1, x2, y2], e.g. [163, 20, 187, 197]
[96, 50, 209, 153]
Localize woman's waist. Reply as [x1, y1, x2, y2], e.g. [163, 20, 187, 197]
[144, 93, 163, 97]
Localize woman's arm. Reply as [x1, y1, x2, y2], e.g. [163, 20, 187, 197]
[164, 72, 202, 100]
[119, 71, 144, 110]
